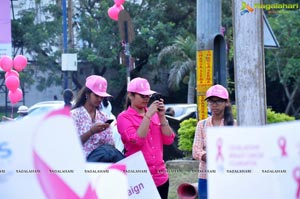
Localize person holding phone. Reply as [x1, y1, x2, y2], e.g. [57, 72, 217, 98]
[71, 75, 114, 158]
[117, 77, 175, 199]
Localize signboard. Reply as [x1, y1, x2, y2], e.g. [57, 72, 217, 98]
[206, 121, 300, 199]
[263, 13, 280, 49]
[0, 0, 12, 60]
[0, 108, 127, 199]
[0, 108, 160, 199]
[118, 10, 135, 44]
[61, 53, 77, 71]
[86, 151, 161, 199]
[196, 50, 213, 120]
[118, 151, 161, 199]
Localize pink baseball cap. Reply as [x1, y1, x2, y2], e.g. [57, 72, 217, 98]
[85, 75, 111, 97]
[127, 77, 156, 95]
[205, 84, 229, 100]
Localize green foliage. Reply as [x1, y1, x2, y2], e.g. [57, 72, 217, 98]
[177, 118, 197, 152]
[231, 105, 295, 123]
[12, 3, 63, 91]
[265, 10, 300, 115]
[178, 107, 295, 154]
[266, 108, 295, 123]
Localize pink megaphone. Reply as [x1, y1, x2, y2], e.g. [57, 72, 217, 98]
[177, 182, 198, 199]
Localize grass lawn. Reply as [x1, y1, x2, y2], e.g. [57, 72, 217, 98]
[168, 168, 198, 199]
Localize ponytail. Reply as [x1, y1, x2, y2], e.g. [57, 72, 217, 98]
[224, 103, 234, 126]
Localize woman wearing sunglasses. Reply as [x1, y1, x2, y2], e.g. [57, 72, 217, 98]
[117, 77, 175, 199]
[192, 84, 237, 199]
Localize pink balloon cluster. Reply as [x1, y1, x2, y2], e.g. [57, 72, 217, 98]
[108, 0, 125, 21]
[0, 55, 27, 104]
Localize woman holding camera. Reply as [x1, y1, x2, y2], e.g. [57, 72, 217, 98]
[117, 77, 175, 199]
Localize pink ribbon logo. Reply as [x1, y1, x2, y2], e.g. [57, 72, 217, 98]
[278, 136, 288, 157]
[32, 108, 98, 199]
[33, 151, 98, 199]
[216, 138, 224, 162]
[31, 108, 127, 199]
[294, 167, 300, 199]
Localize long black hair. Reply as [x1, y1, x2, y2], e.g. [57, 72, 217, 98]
[124, 93, 133, 110]
[72, 87, 93, 109]
[224, 102, 234, 126]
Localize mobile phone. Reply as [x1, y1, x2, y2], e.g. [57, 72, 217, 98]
[105, 119, 114, 124]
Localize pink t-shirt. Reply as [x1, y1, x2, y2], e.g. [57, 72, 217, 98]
[71, 106, 114, 157]
[117, 106, 175, 187]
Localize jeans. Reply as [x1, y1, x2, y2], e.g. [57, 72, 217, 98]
[198, 178, 207, 199]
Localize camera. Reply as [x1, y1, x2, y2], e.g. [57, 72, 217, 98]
[151, 93, 163, 111]
[152, 93, 162, 101]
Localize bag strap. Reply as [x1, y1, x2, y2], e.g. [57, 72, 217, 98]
[202, 119, 206, 127]
[201, 119, 207, 128]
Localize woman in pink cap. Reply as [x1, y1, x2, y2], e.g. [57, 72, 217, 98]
[192, 84, 237, 199]
[117, 77, 175, 199]
[71, 75, 115, 158]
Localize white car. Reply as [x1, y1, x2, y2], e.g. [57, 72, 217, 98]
[26, 101, 65, 117]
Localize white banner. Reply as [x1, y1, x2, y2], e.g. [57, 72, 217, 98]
[207, 121, 300, 199]
[0, 108, 127, 199]
[86, 151, 160, 199]
[118, 151, 161, 199]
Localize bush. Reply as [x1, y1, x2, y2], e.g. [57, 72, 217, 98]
[177, 118, 197, 153]
[266, 108, 295, 123]
[231, 105, 295, 123]
[178, 107, 295, 154]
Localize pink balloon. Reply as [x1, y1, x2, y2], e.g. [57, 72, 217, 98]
[13, 55, 28, 72]
[8, 88, 23, 104]
[0, 55, 13, 72]
[5, 70, 19, 79]
[114, 0, 125, 6]
[5, 75, 20, 91]
[108, 4, 124, 21]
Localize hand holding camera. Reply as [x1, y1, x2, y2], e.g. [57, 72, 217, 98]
[152, 94, 164, 112]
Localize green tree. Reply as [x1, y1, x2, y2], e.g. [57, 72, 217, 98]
[12, 2, 63, 90]
[157, 35, 196, 103]
[12, 0, 197, 105]
[266, 10, 300, 116]
[74, 0, 196, 107]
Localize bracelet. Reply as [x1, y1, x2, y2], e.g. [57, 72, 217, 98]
[160, 120, 169, 127]
[144, 114, 151, 120]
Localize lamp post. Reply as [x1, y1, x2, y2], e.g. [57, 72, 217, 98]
[62, 0, 68, 89]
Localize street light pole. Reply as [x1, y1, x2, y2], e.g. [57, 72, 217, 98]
[62, 0, 68, 89]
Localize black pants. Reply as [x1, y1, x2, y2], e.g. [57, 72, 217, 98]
[157, 179, 169, 199]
